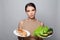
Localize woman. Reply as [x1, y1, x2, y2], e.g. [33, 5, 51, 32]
[18, 3, 44, 40]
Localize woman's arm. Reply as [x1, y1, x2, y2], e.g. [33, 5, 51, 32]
[18, 21, 24, 30]
[40, 22, 44, 26]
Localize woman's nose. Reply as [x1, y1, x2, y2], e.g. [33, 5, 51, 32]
[30, 13, 33, 15]
[30, 12, 33, 14]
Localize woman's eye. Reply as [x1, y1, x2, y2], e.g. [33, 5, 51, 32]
[27, 10, 30, 12]
[32, 9, 35, 11]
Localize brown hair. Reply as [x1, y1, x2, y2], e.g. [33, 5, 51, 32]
[25, 3, 36, 11]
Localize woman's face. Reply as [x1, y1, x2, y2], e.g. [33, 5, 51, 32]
[26, 6, 36, 19]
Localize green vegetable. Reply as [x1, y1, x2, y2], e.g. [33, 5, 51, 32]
[43, 26, 49, 34]
[33, 25, 53, 38]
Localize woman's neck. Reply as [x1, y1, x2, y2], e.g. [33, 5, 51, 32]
[27, 17, 37, 21]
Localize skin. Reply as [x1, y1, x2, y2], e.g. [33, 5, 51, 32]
[26, 6, 36, 19]
[25, 6, 43, 26]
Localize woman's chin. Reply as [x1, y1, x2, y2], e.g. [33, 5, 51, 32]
[29, 16, 35, 19]
[30, 17, 35, 19]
